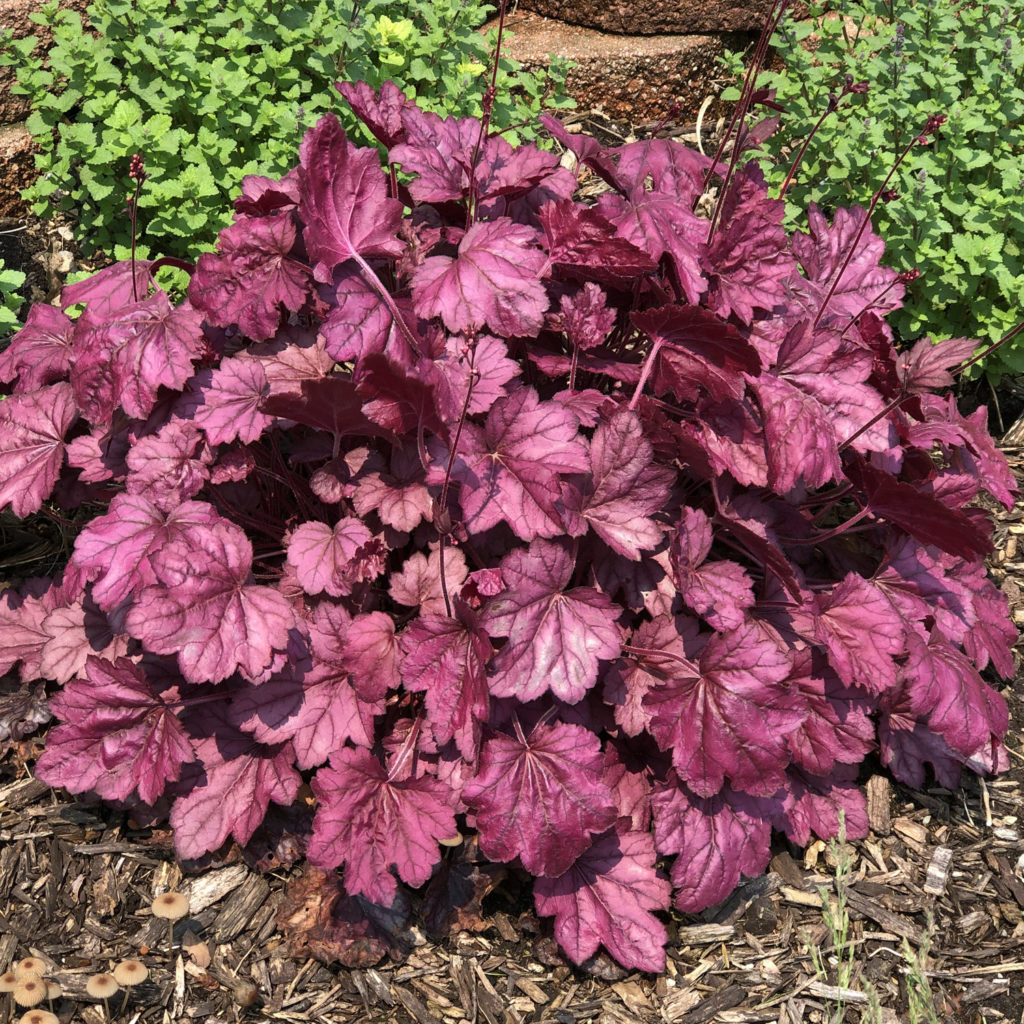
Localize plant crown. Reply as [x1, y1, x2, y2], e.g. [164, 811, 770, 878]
[0, 81, 1016, 973]
[0, 0, 572, 275]
[722, 0, 1024, 376]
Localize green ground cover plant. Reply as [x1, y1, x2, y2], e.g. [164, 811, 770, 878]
[722, 0, 1024, 377]
[0, 0, 572, 273]
[0, 260, 26, 339]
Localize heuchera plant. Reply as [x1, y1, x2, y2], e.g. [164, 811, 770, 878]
[0, 22, 1018, 970]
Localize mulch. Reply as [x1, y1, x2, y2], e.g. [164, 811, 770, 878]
[3, 111, 1024, 1024]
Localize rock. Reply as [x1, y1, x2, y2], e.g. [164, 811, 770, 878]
[515, 0, 779, 35]
[499, 11, 740, 123]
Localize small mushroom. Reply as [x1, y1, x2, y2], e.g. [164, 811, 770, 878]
[14, 959, 45, 980]
[85, 973, 119, 1019]
[0, 971, 19, 993]
[113, 960, 148, 1012]
[151, 891, 190, 953]
[12, 976, 46, 1008]
[19, 1010, 58, 1024]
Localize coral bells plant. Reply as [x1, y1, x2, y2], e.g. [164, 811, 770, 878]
[0, 69, 1018, 970]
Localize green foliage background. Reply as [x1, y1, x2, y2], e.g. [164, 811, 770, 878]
[724, 0, 1024, 377]
[1, 0, 572, 275]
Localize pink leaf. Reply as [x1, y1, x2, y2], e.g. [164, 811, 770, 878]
[431, 387, 589, 540]
[190, 213, 310, 341]
[186, 356, 274, 445]
[565, 409, 672, 559]
[286, 518, 380, 598]
[125, 520, 296, 684]
[642, 622, 801, 797]
[412, 218, 548, 337]
[0, 383, 77, 517]
[463, 720, 617, 876]
[483, 540, 622, 704]
[0, 303, 74, 391]
[309, 747, 456, 903]
[651, 777, 771, 913]
[299, 113, 404, 279]
[72, 496, 221, 611]
[171, 709, 301, 859]
[533, 821, 670, 971]
[36, 656, 193, 804]
[399, 600, 493, 759]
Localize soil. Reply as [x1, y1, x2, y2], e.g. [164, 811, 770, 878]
[3, 110, 1024, 1024]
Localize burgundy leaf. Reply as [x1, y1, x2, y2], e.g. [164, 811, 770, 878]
[538, 200, 657, 285]
[595, 189, 706, 304]
[670, 507, 755, 631]
[430, 386, 589, 541]
[559, 284, 617, 351]
[299, 113, 404, 279]
[309, 746, 457, 904]
[463, 720, 617, 876]
[399, 600, 492, 759]
[125, 420, 212, 512]
[0, 383, 78, 517]
[533, 821, 670, 971]
[564, 409, 672, 559]
[642, 622, 801, 797]
[38, 597, 130, 684]
[483, 540, 622, 704]
[125, 520, 297, 684]
[412, 218, 548, 337]
[651, 777, 771, 913]
[35, 656, 193, 804]
[337, 80, 410, 148]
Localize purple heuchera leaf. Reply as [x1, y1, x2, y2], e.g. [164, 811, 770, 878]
[483, 540, 622, 704]
[564, 409, 673, 559]
[72, 496, 221, 611]
[389, 546, 468, 615]
[429, 386, 589, 540]
[38, 597, 130, 684]
[642, 622, 801, 797]
[0, 383, 78, 517]
[171, 707, 301, 860]
[813, 574, 907, 694]
[337, 80, 410, 148]
[309, 746, 457, 904]
[463, 720, 617, 876]
[793, 204, 903, 322]
[0, 303, 74, 392]
[125, 519, 297, 684]
[286, 518, 381, 598]
[298, 113, 404, 280]
[651, 776, 771, 913]
[125, 420, 213, 512]
[412, 218, 548, 337]
[351, 447, 433, 534]
[190, 212, 311, 341]
[60, 259, 154, 324]
[399, 599, 492, 760]
[750, 373, 841, 491]
[533, 820, 670, 971]
[704, 164, 796, 323]
[35, 656, 193, 804]
[559, 284, 616, 351]
[670, 507, 755, 631]
[185, 356, 274, 444]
